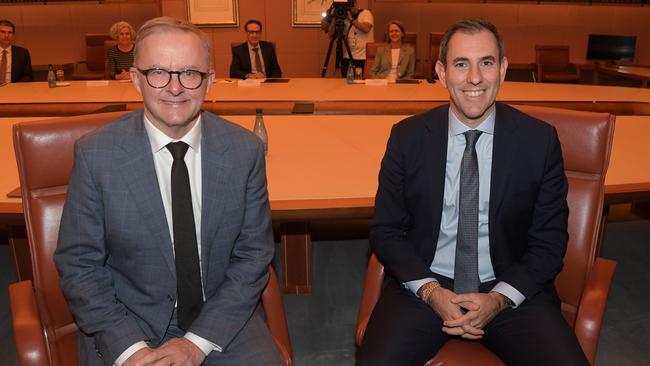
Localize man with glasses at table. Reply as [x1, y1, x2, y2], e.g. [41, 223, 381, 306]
[230, 19, 282, 79]
[55, 16, 282, 366]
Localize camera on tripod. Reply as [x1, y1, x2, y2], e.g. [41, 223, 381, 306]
[321, 0, 355, 37]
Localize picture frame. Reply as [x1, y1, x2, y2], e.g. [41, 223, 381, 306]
[292, 0, 331, 27]
[187, 0, 239, 27]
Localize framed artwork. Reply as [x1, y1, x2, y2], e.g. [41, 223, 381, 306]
[292, 0, 332, 27]
[187, 0, 239, 27]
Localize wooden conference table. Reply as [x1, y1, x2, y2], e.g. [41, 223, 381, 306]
[2, 114, 650, 293]
[2, 78, 650, 116]
[595, 65, 650, 89]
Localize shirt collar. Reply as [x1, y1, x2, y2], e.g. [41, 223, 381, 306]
[1, 45, 11, 53]
[448, 108, 496, 137]
[144, 114, 202, 154]
[247, 42, 260, 51]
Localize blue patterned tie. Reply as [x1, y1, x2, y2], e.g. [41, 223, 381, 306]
[454, 130, 482, 294]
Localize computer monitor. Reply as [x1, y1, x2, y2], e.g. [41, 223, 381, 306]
[587, 34, 637, 63]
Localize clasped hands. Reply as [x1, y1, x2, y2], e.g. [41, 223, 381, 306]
[418, 281, 509, 340]
[123, 337, 205, 366]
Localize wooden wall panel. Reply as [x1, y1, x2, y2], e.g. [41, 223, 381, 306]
[369, 1, 650, 66]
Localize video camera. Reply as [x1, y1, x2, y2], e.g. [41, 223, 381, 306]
[321, 0, 356, 37]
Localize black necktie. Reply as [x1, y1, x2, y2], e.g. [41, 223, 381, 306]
[253, 47, 264, 75]
[454, 130, 482, 294]
[166, 142, 203, 330]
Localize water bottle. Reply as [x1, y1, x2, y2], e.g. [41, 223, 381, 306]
[47, 64, 56, 88]
[346, 65, 354, 84]
[253, 108, 268, 156]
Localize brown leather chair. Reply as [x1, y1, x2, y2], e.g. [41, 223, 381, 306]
[72, 34, 111, 80]
[355, 105, 617, 366]
[103, 39, 119, 80]
[535, 45, 581, 83]
[9, 112, 293, 366]
[427, 32, 444, 80]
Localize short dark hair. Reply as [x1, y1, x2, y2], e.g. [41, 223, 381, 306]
[0, 20, 16, 32]
[438, 18, 504, 66]
[245, 19, 262, 32]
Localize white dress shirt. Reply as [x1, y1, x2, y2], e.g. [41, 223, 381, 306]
[405, 109, 525, 307]
[114, 115, 222, 365]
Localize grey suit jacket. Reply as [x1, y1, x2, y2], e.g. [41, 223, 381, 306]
[54, 110, 274, 365]
[369, 44, 415, 79]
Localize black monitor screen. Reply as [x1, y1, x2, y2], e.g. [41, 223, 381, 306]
[587, 34, 637, 62]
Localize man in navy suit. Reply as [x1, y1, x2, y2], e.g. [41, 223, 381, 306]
[229, 19, 282, 79]
[356, 18, 589, 366]
[55, 17, 282, 366]
[0, 19, 33, 83]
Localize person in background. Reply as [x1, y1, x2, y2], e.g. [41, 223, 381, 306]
[369, 20, 414, 81]
[0, 19, 33, 83]
[339, 0, 374, 78]
[230, 19, 282, 79]
[108, 21, 135, 80]
[357, 18, 588, 366]
[55, 17, 282, 366]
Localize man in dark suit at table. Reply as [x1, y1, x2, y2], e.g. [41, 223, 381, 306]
[356, 18, 589, 366]
[0, 19, 33, 83]
[54, 16, 282, 366]
[230, 19, 282, 79]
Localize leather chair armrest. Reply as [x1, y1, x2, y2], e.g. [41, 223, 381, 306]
[355, 254, 384, 346]
[574, 257, 616, 365]
[262, 266, 293, 366]
[9, 280, 49, 366]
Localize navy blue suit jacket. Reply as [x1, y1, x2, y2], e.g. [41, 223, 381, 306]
[371, 103, 569, 303]
[229, 41, 282, 79]
[10, 45, 33, 82]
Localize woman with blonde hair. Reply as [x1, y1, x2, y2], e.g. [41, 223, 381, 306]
[369, 20, 415, 81]
[107, 21, 135, 80]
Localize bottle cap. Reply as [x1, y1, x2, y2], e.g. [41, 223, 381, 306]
[256, 108, 263, 114]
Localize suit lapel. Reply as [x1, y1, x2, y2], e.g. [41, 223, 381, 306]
[199, 113, 231, 280]
[115, 111, 176, 277]
[424, 106, 449, 261]
[489, 103, 520, 225]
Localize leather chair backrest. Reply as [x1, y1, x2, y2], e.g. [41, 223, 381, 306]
[13, 111, 129, 365]
[513, 105, 615, 326]
[536, 45, 571, 73]
[103, 39, 119, 80]
[429, 32, 444, 78]
[85, 34, 112, 72]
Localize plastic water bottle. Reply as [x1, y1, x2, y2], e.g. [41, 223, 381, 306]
[253, 108, 268, 156]
[47, 64, 56, 88]
[346, 65, 354, 84]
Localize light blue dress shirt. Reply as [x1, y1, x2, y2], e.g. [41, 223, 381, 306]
[405, 109, 525, 307]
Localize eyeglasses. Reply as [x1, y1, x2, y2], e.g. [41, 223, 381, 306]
[246, 30, 261, 35]
[136, 68, 209, 90]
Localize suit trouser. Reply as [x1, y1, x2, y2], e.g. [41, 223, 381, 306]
[356, 277, 589, 366]
[161, 305, 283, 366]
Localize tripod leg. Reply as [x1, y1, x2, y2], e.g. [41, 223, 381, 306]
[321, 36, 337, 78]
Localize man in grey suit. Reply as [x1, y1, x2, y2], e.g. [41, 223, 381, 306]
[54, 17, 282, 366]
